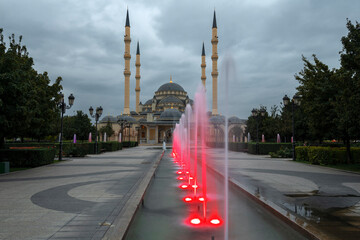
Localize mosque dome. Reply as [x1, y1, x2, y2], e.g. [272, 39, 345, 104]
[228, 116, 244, 124]
[209, 115, 225, 125]
[159, 108, 182, 121]
[116, 115, 137, 123]
[156, 82, 185, 92]
[159, 96, 183, 105]
[100, 115, 117, 123]
[144, 99, 153, 105]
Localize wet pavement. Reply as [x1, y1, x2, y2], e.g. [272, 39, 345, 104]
[207, 148, 360, 240]
[125, 151, 308, 240]
[0, 146, 162, 240]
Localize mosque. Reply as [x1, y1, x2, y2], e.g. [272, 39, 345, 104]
[98, 10, 246, 144]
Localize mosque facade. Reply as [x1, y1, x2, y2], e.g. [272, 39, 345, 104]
[98, 10, 246, 144]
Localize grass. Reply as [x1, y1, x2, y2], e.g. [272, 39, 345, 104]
[295, 160, 360, 173]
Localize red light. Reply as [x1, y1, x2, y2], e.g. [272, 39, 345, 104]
[176, 171, 182, 174]
[177, 176, 184, 180]
[192, 184, 198, 189]
[180, 184, 188, 189]
[189, 176, 194, 180]
[184, 197, 193, 202]
[185, 171, 190, 174]
[210, 218, 221, 225]
[190, 218, 201, 225]
[198, 197, 205, 202]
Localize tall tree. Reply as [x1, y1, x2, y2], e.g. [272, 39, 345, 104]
[295, 55, 337, 142]
[63, 111, 95, 140]
[0, 29, 63, 146]
[335, 20, 360, 162]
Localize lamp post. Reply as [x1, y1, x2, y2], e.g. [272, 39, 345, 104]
[283, 94, 301, 160]
[58, 92, 75, 161]
[135, 126, 140, 145]
[117, 119, 128, 144]
[89, 106, 103, 154]
[251, 108, 266, 154]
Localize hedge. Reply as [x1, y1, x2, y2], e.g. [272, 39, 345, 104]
[3, 141, 125, 157]
[248, 143, 292, 155]
[121, 141, 138, 148]
[295, 146, 360, 164]
[228, 142, 248, 152]
[0, 148, 55, 168]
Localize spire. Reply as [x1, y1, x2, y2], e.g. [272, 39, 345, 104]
[125, 9, 130, 27]
[212, 10, 217, 28]
[136, 41, 140, 55]
[202, 42, 205, 56]
[170, 75, 173, 83]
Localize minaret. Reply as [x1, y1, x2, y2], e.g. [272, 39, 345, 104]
[211, 10, 219, 115]
[201, 42, 206, 89]
[135, 41, 141, 113]
[123, 9, 131, 115]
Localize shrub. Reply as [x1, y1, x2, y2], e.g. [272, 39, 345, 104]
[229, 142, 248, 152]
[0, 148, 55, 168]
[248, 143, 292, 155]
[296, 146, 309, 162]
[269, 147, 292, 158]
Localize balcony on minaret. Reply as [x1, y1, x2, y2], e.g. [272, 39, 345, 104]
[211, 71, 219, 77]
[124, 70, 131, 76]
[135, 87, 140, 92]
[124, 53, 131, 59]
[135, 62, 141, 67]
[211, 54, 218, 60]
[211, 37, 218, 44]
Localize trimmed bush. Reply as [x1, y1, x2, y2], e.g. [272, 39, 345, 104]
[229, 142, 248, 152]
[295, 146, 309, 162]
[295, 146, 360, 165]
[0, 148, 55, 168]
[122, 141, 138, 148]
[248, 143, 292, 155]
[269, 147, 292, 158]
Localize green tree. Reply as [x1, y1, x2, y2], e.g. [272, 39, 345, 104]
[334, 19, 360, 162]
[62, 111, 95, 140]
[99, 120, 115, 140]
[295, 55, 337, 142]
[0, 29, 63, 146]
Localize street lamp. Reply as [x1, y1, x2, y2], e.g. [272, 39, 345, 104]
[89, 106, 103, 154]
[135, 126, 140, 145]
[251, 108, 266, 154]
[117, 118, 129, 144]
[283, 94, 301, 160]
[58, 92, 75, 161]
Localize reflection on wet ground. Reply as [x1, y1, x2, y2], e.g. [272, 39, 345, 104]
[124, 152, 308, 240]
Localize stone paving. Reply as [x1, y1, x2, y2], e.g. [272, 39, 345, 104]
[207, 148, 360, 240]
[0, 146, 162, 240]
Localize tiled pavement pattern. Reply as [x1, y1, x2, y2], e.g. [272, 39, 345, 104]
[0, 146, 162, 240]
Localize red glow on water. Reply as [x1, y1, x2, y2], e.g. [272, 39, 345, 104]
[190, 218, 201, 225]
[210, 218, 221, 225]
[180, 184, 188, 189]
[183, 197, 193, 202]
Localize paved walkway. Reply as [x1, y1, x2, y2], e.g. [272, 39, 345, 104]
[0, 146, 163, 240]
[207, 148, 360, 240]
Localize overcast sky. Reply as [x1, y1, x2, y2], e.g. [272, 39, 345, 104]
[1, 0, 359, 120]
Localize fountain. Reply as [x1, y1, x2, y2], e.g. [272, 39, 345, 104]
[172, 85, 223, 229]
